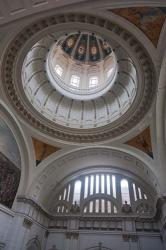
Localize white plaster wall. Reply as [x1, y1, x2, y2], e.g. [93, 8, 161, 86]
[6, 215, 47, 250]
[0, 205, 14, 249]
[45, 231, 163, 250]
[138, 236, 163, 250]
[46, 232, 66, 250]
[0, 204, 164, 250]
[0, 204, 47, 250]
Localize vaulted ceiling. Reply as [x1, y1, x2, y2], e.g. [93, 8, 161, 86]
[0, 0, 166, 205]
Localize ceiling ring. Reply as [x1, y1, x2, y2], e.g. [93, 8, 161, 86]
[1, 13, 156, 143]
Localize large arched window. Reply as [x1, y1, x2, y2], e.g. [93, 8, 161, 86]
[53, 169, 155, 216]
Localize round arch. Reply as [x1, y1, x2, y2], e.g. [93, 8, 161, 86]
[155, 50, 166, 193]
[26, 237, 41, 250]
[85, 242, 112, 250]
[154, 17, 166, 194]
[28, 146, 159, 212]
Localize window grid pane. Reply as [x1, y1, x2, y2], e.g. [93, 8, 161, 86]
[133, 183, 137, 201]
[84, 207, 87, 213]
[63, 188, 67, 200]
[114, 206, 117, 214]
[112, 175, 116, 198]
[96, 175, 99, 194]
[144, 194, 147, 200]
[89, 201, 93, 213]
[121, 179, 130, 204]
[107, 175, 111, 195]
[90, 175, 94, 195]
[84, 176, 89, 198]
[101, 175, 105, 194]
[67, 185, 70, 201]
[138, 187, 142, 199]
[89, 76, 98, 88]
[107, 201, 111, 213]
[55, 64, 63, 77]
[73, 180, 81, 204]
[95, 199, 99, 213]
[101, 199, 105, 213]
[70, 75, 80, 87]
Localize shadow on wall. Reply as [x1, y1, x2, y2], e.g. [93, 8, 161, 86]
[0, 119, 21, 208]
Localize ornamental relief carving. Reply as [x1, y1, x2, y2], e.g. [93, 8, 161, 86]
[30, 148, 157, 201]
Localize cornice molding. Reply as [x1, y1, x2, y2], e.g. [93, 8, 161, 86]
[1, 0, 166, 26]
[17, 196, 157, 222]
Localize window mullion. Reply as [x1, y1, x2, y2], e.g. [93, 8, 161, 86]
[80, 177, 84, 206]
[104, 174, 107, 194]
[105, 199, 107, 214]
[111, 201, 114, 214]
[128, 181, 134, 205]
[99, 199, 101, 213]
[93, 175, 96, 195]
[69, 181, 75, 204]
[88, 175, 90, 197]
[116, 175, 122, 206]
[99, 174, 101, 193]
[93, 200, 95, 213]
[135, 184, 140, 201]
[109, 175, 112, 196]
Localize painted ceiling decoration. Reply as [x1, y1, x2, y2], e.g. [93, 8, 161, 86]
[111, 7, 166, 47]
[0, 119, 21, 169]
[32, 138, 60, 165]
[61, 32, 112, 63]
[126, 127, 153, 158]
[0, 152, 20, 208]
[48, 31, 117, 101]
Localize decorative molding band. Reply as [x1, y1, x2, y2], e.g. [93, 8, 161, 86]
[17, 196, 51, 218]
[17, 196, 157, 223]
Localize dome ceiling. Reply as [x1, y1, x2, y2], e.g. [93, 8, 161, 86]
[1, 13, 156, 144]
[22, 31, 136, 127]
[46, 31, 117, 100]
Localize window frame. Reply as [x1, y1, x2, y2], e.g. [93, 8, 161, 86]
[54, 64, 63, 77]
[89, 76, 99, 88]
[70, 75, 80, 87]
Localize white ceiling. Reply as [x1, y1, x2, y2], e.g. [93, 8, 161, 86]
[0, 0, 166, 26]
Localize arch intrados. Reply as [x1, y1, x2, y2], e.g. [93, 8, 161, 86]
[28, 147, 159, 207]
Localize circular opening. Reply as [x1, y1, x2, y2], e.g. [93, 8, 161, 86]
[46, 31, 117, 100]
